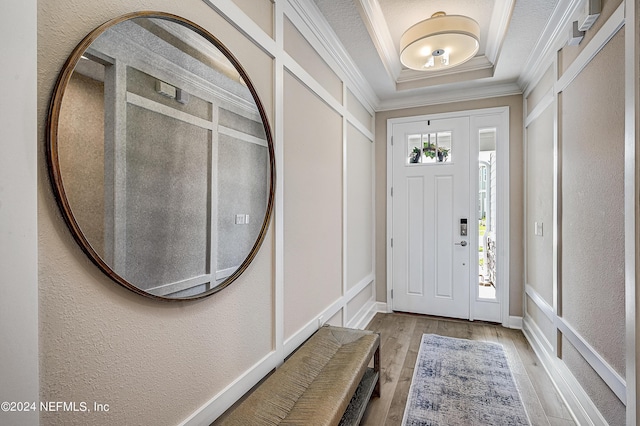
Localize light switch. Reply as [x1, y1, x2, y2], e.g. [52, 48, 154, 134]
[534, 222, 543, 236]
[235, 214, 245, 225]
[245, 214, 250, 224]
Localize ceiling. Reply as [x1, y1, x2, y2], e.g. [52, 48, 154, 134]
[309, 0, 561, 110]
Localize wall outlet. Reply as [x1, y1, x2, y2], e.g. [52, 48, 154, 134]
[318, 316, 325, 328]
[534, 222, 544, 237]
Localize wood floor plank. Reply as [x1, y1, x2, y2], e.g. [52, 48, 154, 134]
[548, 415, 578, 426]
[384, 317, 439, 425]
[436, 317, 473, 339]
[513, 371, 552, 426]
[510, 331, 575, 422]
[361, 314, 416, 426]
[495, 326, 528, 376]
[360, 313, 575, 426]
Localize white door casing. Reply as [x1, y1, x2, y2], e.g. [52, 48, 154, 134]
[387, 108, 510, 325]
[391, 117, 471, 319]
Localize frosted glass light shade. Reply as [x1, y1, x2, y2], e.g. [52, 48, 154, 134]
[400, 12, 480, 71]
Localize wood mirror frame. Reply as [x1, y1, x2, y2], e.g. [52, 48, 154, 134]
[46, 11, 275, 301]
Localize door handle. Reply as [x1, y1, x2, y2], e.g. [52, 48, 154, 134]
[455, 241, 468, 247]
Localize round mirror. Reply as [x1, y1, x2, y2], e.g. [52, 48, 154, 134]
[47, 12, 275, 300]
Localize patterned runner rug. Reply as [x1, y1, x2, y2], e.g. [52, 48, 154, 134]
[402, 334, 530, 426]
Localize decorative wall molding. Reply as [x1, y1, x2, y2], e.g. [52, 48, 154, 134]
[522, 1, 631, 421]
[518, 0, 583, 92]
[557, 317, 627, 404]
[202, 0, 277, 57]
[525, 285, 554, 321]
[623, 0, 639, 423]
[285, 0, 379, 111]
[283, 280, 376, 356]
[523, 285, 627, 424]
[556, 3, 625, 94]
[182, 0, 379, 423]
[180, 351, 280, 425]
[347, 299, 378, 330]
[524, 88, 554, 128]
[525, 284, 627, 404]
[523, 317, 609, 426]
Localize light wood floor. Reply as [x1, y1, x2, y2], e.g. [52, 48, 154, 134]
[361, 312, 576, 426]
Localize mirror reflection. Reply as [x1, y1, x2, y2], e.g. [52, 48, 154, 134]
[50, 13, 274, 299]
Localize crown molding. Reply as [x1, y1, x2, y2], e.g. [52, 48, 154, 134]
[485, 0, 516, 64]
[354, 0, 402, 81]
[355, 0, 514, 89]
[286, 0, 380, 111]
[517, 0, 583, 92]
[397, 55, 494, 86]
[378, 81, 522, 112]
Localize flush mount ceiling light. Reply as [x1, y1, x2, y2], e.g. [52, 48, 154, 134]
[400, 11, 480, 71]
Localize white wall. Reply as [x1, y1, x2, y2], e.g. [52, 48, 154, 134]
[0, 0, 39, 425]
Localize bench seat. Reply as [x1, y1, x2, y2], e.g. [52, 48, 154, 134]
[219, 326, 380, 426]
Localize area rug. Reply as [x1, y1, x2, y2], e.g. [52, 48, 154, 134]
[402, 334, 530, 426]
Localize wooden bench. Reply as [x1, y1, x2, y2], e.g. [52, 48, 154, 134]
[218, 325, 380, 426]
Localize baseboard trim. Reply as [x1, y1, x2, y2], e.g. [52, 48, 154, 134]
[507, 316, 523, 329]
[179, 351, 280, 426]
[347, 299, 378, 330]
[523, 317, 609, 426]
[556, 317, 627, 404]
[525, 286, 626, 404]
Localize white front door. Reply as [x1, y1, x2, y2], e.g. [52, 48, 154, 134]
[391, 117, 471, 319]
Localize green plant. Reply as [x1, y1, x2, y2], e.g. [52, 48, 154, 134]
[423, 143, 450, 160]
[423, 143, 436, 159]
[409, 146, 422, 163]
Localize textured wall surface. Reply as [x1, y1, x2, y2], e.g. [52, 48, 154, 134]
[124, 105, 210, 288]
[346, 123, 373, 290]
[559, 0, 623, 76]
[58, 73, 106, 258]
[38, 1, 274, 424]
[561, 28, 625, 377]
[231, 0, 273, 38]
[526, 65, 554, 113]
[524, 18, 627, 425]
[347, 89, 373, 132]
[283, 17, 343, 103]
[563, 337, 626, 426]
[374, 95, 524, 316]
[283, 71, 343, 339]
[525, 105, 554, 305]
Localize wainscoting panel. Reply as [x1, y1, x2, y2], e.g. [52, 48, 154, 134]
[522, 3, 630, 424]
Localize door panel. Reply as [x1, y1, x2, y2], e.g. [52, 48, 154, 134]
[407, 176, 424, 295]
[391, 117, 470, 319]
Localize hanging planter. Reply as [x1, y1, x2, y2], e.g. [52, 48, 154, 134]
[423, 143, 436, 159]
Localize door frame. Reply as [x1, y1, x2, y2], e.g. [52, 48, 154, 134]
[386, 106, 510, 327]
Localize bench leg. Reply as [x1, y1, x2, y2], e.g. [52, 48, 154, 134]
[373, 344, 380, 398]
